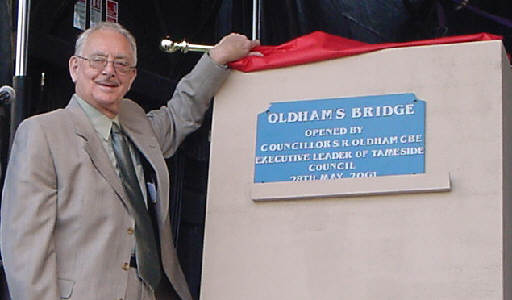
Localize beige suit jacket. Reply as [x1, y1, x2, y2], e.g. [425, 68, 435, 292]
[0, 54, 228, 300]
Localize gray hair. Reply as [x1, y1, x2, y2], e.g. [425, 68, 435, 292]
[74, 22, 137, 66]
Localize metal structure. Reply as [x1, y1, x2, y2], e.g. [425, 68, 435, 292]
[160, 38, 213, 53]
[11, 0, 31, 148]
[252, 0, 260, 40]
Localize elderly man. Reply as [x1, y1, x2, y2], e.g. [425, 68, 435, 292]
[1, 22, 258, 300]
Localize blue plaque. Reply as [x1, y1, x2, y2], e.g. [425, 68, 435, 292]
[254, 93, 425, 183]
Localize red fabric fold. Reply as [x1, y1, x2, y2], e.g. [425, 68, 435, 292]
[229, 31, 502, 72]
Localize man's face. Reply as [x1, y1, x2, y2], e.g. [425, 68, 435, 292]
[69, 29, 137, 118]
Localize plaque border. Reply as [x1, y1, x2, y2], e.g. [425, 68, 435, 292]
[251, 172, 451, 201]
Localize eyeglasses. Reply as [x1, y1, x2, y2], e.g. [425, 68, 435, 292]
[76, 55, 135, 74]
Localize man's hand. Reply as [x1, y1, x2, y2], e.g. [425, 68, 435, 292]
[209, 33, 260, 66]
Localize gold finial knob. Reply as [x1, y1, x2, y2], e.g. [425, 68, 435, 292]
[160, 37, 214, 54]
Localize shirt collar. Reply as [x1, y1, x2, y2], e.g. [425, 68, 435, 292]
[74, 94, 120, 141]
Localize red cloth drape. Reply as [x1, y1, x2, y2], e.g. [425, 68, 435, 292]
[229, 31, 502, 72]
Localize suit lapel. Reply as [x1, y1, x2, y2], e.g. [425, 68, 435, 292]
[119, 103, 170, 224]
[66, 97, 129, 209]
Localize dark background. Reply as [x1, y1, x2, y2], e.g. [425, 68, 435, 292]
[1, 0, 511, 299]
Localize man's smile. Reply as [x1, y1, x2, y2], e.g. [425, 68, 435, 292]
[94, 80, 121, 92]
[95, 80, 120, 87]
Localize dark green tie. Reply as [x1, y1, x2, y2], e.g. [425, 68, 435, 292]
[110, 123, 161, 290]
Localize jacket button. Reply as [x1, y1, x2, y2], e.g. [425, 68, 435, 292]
[127, 227, 134, 235]
[122, 262, 129, 271]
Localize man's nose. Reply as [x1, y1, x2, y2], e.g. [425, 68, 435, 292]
[102, 60, 116, 76]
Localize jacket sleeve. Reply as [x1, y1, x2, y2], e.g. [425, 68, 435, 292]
[1, 117, 59, 300]
[147, 53, 230, 158]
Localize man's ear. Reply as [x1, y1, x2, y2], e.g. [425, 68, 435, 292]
[69, 56, 79, 83]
